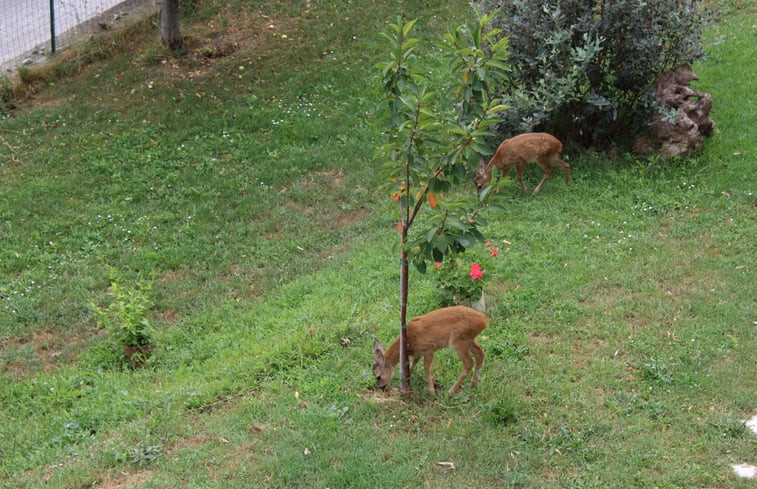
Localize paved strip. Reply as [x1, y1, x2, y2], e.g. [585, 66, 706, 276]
[1, 0, 156, 71]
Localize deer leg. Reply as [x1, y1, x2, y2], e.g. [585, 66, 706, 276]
[410, 353, 421, 374]
[407, 352, 425, 389]
[515, 162, 528, 194]
[556, 158, 570, 183]
[448, 345, 474, 394]
[423, 352, 437, 395]
[469, 341, 485, 389]
[532, 161, 553, 195]
[549, 154, 570, 184]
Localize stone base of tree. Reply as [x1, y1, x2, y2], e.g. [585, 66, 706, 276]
[651, 64, 715, 158]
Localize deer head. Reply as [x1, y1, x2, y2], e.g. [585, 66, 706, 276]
[372, 339, 393, 390]
[475, 157, 491, 190]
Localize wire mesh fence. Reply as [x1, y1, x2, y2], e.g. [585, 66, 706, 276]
[1, 0, 159, 72]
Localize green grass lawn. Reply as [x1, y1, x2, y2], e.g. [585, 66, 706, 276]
[0, 1, 755, 487]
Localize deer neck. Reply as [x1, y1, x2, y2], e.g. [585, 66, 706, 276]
[486, 155, 497, 176]
[383, 337, 402, 368]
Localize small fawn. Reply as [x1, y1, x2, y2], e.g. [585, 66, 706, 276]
[475, 132, 570, 195]
[372, 306, 488, 395]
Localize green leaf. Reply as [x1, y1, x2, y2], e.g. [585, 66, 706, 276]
[487, 60, 509, 72]
[425, 226, 438, 243]
[491, 36, 509, 53]
[456, 48, 477, 57]
[433, 233, 453, 253]
[402, 19, 418, 37]
[478, 185, 491, 202]
[483, 27, 503, 42]
[472, 138, 492, 155]
[486, 104, 511, 115]
[485, 205, 507, 213]
[446, 219, 472, 231]
[399, 95, 417, 111]
[456, 235, 478, 249]
[449, 126, 470, 137]
[379, 31, 397, 46]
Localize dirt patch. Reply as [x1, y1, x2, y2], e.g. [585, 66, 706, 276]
[1, 329, 102, 378]
[154, 6, 303, 82]
[96, 469, 153, 489]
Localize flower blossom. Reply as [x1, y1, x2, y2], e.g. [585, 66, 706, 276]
[434, 261, 442, 269]
[491, 247, 499, 257]
[469, 263, 484, 280]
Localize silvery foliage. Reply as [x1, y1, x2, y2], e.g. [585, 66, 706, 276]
[475, 0, 711, 148]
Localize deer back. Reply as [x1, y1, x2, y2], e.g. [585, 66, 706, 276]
[406, 306, 488, 353]
[476, 132, 564, 189]
[497, 132, 562, 167]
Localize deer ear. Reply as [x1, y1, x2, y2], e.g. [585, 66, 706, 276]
[476, 158, 488, 176]
[373, 339, 385, 368]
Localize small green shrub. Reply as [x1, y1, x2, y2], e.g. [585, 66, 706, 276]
[641, 356, 675, 385]
[433, 241, 502, 306]
[15, 65, 34, 84]
[0, 75, 12, 113]
[89, 270, 155, 349]
[475, 0, 711, 149]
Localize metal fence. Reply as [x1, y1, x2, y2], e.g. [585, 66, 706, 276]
[1, 0, 159, 72]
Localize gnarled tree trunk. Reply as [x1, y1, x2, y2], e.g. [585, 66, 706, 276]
[161, 0, 185, 54]
[653, 64, 715, 157]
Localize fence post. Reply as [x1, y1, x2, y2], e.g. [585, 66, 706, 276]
[49, 0, 57, 53]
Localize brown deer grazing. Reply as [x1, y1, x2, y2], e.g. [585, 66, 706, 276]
[372, 306, 488, 395]
[475, 132, 570, 195]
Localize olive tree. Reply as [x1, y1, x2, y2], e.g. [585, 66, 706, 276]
[476, 0, 711, 149]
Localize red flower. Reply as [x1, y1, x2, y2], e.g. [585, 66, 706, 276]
[469, 263, 484, 280]
[490, 247, 499, 257]
[434, 261, 442, 269]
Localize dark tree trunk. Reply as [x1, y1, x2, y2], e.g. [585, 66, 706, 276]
[399, 243, 411, 393]
[161, 0, 186, 53]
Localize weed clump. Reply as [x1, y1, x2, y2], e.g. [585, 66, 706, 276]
[487, 397, 519, 426]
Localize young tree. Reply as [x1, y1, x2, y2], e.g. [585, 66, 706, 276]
[376, 12, 508, 392]
[161, 0, 186, 54]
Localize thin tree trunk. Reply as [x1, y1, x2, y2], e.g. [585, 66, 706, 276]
[161, 0, 185, 53]
[399, 229, 411, 393]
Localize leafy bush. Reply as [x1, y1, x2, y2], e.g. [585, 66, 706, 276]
[475, 0, 711, 149]
[433, 241, 501, 305]
[0, 75, 13, 114]
[89, 270, 155, 349]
